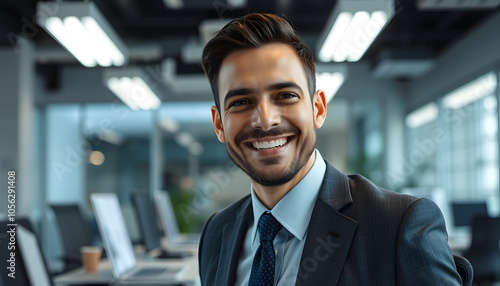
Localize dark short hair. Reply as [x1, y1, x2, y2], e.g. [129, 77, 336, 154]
[201, 13, 316, 111]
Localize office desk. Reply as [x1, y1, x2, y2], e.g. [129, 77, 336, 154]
[448, 237, 471, 254]
[53, 251, 200, 286]
[448, 231, 471, 254]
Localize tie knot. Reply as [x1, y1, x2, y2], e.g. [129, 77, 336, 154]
[258, 212, 282, 242]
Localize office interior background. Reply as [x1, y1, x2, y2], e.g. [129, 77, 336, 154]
[1, 0, 500, 273]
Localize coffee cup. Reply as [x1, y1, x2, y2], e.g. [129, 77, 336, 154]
[80, 246, 102, 273]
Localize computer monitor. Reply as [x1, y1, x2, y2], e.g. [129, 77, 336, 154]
[130, 192, 191, 258]
[91, 193, 137, 278]
[153, 191, 199, 249]
[91, 193, 186, 280]
[451, 202, 488, 227]
[131, 193, 163, 253]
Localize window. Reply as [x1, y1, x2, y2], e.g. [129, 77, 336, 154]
[405, 121, 438, 187]
[405, 72, 499, 215]
[444, 94, 498, 200]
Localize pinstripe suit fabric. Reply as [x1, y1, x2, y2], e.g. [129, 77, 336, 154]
[198, 160, 462, 285]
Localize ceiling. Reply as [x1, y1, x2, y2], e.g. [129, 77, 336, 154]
[0, 0, 498, 72]
[1, 0, 498, 142]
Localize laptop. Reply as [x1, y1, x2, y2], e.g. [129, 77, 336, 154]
[130, 192, 192, 258]
[17, 225, 51, 286]
[90, 193, 186, 281]
[153, 191, 200, 247]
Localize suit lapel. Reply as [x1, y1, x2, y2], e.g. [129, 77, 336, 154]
[296, 162, 358, 286]
[215, 197, 252, 286]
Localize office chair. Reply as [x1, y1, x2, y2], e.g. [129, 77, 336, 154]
[50, 204, 95, 272]
[454, 254, 474, 286]
[0, 218, 53, 286]
[463, 216, 500, 285]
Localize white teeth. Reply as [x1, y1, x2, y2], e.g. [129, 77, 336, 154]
[252, 138, 288, 150]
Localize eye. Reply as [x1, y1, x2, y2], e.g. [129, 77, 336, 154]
[229, 99, 249, 108]
[278, 93, 299, 99]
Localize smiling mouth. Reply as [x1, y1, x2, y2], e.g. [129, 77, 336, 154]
[245, 136, 293, 150]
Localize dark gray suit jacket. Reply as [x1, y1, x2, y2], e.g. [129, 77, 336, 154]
[198, 161, 462, 285]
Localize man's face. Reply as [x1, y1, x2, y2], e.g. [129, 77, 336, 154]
[211, 43, 326, 186]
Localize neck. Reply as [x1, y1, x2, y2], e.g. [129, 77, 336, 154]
[252, 151, 316, 209]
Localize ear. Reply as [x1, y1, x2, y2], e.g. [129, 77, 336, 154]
[313, 90, 327, 129]
[211, 105, 225, 143]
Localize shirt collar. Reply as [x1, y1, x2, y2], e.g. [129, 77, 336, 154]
[250, 149, 326, 244]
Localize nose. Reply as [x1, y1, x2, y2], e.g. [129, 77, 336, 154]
[250, 99, 280, 130]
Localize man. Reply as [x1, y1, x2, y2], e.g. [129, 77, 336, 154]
[198, 13, 461, 285]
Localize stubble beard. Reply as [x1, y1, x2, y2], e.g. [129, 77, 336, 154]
[225, 132, 316, 186]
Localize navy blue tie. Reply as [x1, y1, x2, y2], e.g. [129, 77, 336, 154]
[249, 212, 283, 286]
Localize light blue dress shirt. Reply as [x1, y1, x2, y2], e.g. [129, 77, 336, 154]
[235, 149, 327, 286]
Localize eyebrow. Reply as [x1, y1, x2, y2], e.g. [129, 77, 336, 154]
[223, 81, 303, 107]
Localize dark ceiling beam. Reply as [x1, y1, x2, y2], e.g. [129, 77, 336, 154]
[111, 15, 202, 29]
[114, 0, 144, 18]
[0, 9, 21, 36]
[435, 12, 465, 31]
[275, 0, 292, 15]
[381, 29, 475, 43]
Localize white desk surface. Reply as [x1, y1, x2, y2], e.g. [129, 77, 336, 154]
[448, 231, 471, 254]
[53, 250, 200, 286]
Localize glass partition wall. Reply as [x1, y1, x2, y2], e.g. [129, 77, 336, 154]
[405, 72, 500, 231]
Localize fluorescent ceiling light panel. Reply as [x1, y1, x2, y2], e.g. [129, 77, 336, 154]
[163, 0, 184, 9]
[104, 68, 161, 111]
[159, 101, 214, 124]
[316, 72, 345, 104]
[98, 129, 125, 146]
[37, 2, 127, 67]
[161, 58, 211, 94]
[315, 64, 348, 103]
[181, 38, 204, 64]
[199, 19, 231, 44]
[318, 0, 394, 62]
[405, 102, 439, 129]
[371, 58, 436, 79]
[418, 0, 500, 9]
[188, 142, 204, 156]
[443, 72, 497, 110]
[176, 132, 194, 147]
[174, 132, 204, 155]
[160, 117, 180, 133]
